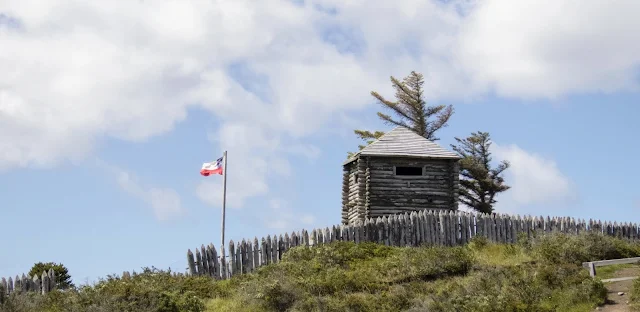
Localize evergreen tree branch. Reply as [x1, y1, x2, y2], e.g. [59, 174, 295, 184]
[426, 105, 454, 140]
[371, 91, 414, 123]
[377, 112, 411, 129]
[452, 131, 510, 214]
[354, 129, 385, 141]
[391, 76, 421, 105]
[349, 70, 455, 158]
[425, 105, 445, 117]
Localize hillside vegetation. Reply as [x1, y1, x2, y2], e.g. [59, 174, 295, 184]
[632, 278, 640, 309]
[2, 233, 640, 312]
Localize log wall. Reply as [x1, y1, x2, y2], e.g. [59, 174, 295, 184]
[366, 157, 458, 218]
[342, 156, 459, 225]
[342, 161, 362, 225]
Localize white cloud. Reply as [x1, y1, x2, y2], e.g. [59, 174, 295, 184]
[263, 198, 316, 230]
[145, 188, 184, 221]
[98, 162, 185, 221]
[455, 0, 640, 99]
[196, 121, 288, 209]
[492, 143, 576, 212]
[1, 0, 639, 210]
[300, 214, 316, 226]
[285, 144, 322, 162]
[195, 121, 323, 210]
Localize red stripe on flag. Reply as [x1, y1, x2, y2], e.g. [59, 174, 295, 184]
[200, 167, 223, 176]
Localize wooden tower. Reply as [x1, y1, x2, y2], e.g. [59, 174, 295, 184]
[342, 126, 461, 225]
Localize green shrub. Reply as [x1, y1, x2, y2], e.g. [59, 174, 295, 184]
[208, 242, 474, 311]
[282, 242, 395, 267]
[376, 246, 473, 283]
[467, 236, 489, 250]
[410, 263, 605, 312]
[531, 232, 640, 265]
[631, 278, 640, 310]
[4, 235, 633, 312]
[288, 286, 413, 312]
[0, 268, 211, 312]
[209, 239, 611, 311]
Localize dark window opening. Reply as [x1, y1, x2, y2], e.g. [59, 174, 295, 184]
[395, 166, 423, 176]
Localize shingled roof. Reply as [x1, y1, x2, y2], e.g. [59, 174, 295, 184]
[345, 126, 460, 164]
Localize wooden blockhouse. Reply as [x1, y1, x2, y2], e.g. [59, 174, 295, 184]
[342, 126, 461, 225]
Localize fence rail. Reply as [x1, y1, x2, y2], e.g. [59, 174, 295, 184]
[0, 269, 57, 296]
[186, 209, 640, 279]
[583, 257, 640, 282]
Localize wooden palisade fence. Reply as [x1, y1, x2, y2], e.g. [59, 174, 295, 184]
[0, 269, 57, 296]
[186, 209, 640, 279]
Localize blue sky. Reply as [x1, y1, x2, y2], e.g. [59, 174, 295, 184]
[1, 0, 639, 285]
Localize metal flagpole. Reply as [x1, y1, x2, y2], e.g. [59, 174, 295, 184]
[221, 151, 228, 252]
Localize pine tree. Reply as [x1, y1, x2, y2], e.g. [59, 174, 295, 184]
[451, 132, 510, 214]
[350, 71, 454, 157]
[28, 262, 74, 289]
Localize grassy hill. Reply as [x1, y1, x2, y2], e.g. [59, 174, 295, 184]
[2, 233, 640, 312]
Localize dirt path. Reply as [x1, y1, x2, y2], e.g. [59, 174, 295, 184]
[596, 268, 639, 312]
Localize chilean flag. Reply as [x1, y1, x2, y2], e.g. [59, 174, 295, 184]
[200, 157, 223, 176]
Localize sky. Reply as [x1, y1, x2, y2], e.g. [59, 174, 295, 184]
[0, 0, 639, 285]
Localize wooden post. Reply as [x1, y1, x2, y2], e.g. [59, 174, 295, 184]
[283, 233, 290, 253]
[187, 250, 196, 275]
[410, 212, 417, 246]
[310, 229, 317, 246]
[400, 214, 407, 246]
[212, 244, 220, 279]
[41, 272, 49, 294]
[270, 235, 278, 264]
[22, 275, 27, 292]
[201, 245, 209, 276]
[32, 275, 40, 294]
[246, 240, 254, 273]
[207, 244, 217, 278]
[451, 211, 458, 246]
[459, 212, 467, 244]
[588, 262, 597, 277]
[195, 248, 203, 276]
[417, 212, 425, 246]
[239, 240, 246, 274]
[324, 227, 331, 244]
[261, 237, 268, 266]
[228, 240, 236, 277]
[376, 217, 384, 245]
[388, 217, 395, 246]
[300, 231, 307, 247]
[13, 275, 20, 294]
[253, 238, 260, 270]
[278, 235, 285, 260]
[425, 212, 433, 246]
[380, 216, 388, 246]
[47, 269, 55, 291]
